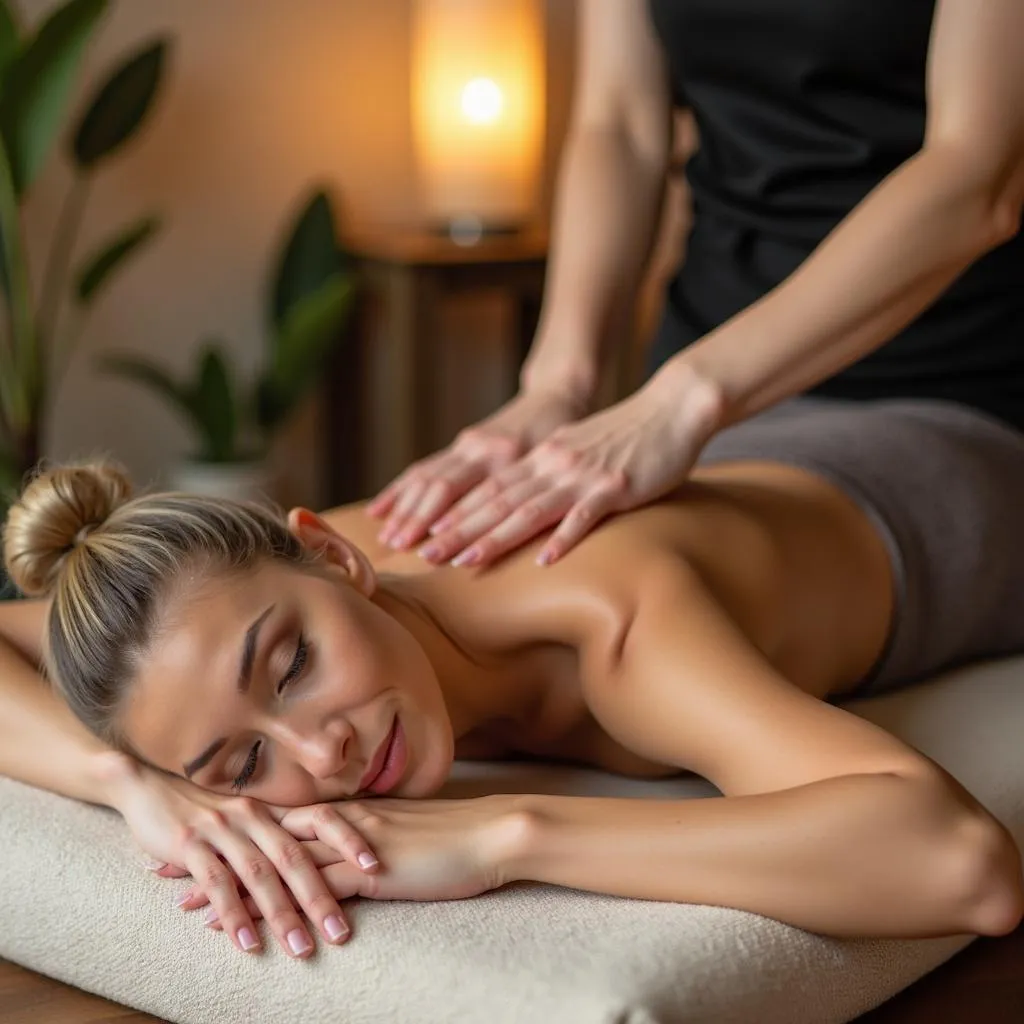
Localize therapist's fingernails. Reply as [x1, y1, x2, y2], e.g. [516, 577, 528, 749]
[175, 891, 194, 908]
[429, 519, 449, 535]
[536, 550, 553, 567]
[205, 907, 220, 925]
[238, 927, 260, 952]
[451, 547, 480, 568]
[358, 852, 379, 870]
[418, 544, 440, 561]
[324, 915, 349, 942]
[141, 856, 167, 872]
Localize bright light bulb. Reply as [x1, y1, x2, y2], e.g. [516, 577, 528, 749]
[460, 77, 503, 124]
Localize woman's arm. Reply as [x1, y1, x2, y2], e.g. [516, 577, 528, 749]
[0, 600, 133, 805]
[673, 0, 1024, 423]
[0, 600, 379, 957]
[504, 566, 1024, 939]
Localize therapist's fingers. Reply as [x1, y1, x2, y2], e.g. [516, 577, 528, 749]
[417, 471, 539, 564]
[437, 485, 575, 569]
[382, 460, 491, 551]
[535, 481, 626, 566]
[427, 461, 536, 538]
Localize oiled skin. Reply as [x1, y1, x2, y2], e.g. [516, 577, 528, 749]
[323, 460, 894, 777]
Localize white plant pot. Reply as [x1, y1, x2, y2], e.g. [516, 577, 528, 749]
[168, 460, 276, 503]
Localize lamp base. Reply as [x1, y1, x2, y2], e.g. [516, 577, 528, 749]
[430, 213, 527, 247]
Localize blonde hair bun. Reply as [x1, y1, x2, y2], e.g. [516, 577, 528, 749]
[2, 460, 133, 598]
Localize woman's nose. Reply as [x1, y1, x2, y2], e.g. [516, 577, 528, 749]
[267, 718, 350, 780]
[298, 729, 349, 780]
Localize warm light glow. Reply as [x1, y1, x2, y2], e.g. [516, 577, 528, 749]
[412, 0, 545, 228]
[461, 77, 503, 124]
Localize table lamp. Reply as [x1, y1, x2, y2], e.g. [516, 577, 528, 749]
[411, 0, 545, 243]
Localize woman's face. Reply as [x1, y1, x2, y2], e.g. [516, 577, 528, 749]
[118, 554, 454, 806]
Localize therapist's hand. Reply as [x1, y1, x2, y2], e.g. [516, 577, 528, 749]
[415, 361, 725, 568]
[367, 385, 586, 550]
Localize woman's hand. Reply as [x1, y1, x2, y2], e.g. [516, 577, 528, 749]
[415, 361, 725, 568]
[110, 759, 380, 958]
[367, 385, 587, 551]
[198, 796, 527, 928]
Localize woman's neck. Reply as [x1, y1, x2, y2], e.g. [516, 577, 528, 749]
[371, 574, 548, 740]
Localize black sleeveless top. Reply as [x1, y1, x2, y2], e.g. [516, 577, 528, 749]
[646, 0, 1024, 431]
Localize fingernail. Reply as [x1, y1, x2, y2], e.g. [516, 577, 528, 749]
[175, 892, 193, 908]
[288, 929, 313, 956]
[238, 927, 260, 952]
[536, 550, 552, 567]
[205, 907, 219, 925]
[377, 527, 393, 545]
[141, 856, 167, 872]
[357, 852, 378, 870]
[429, 520, 448, 535]
[451, 547, 480, 568]
[324, 915, 349, 942]
[418, 544, 440, 561]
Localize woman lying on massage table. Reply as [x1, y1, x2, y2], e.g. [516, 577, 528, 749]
[1, 441, 1022, 962]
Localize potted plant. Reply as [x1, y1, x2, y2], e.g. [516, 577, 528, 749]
[0, 0, 170, 598]
[98, 189, 354, 502]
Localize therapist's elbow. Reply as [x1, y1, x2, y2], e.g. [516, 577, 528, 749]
[919, 140, 1024, 253]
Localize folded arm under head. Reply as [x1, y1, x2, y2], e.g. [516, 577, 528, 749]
[0, 460, 470, 957]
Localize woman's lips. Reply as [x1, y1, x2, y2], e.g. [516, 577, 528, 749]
[362, 716, 407, 796]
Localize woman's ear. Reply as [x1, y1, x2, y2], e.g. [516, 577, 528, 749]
[286, 507, 377, 597]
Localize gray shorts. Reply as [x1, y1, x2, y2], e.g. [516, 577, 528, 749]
[697, 397, 1024, 695]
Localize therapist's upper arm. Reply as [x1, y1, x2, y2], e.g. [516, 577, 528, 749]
[925, 0, 1024, 221]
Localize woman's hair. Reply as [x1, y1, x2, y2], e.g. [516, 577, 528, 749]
[1, 460, 314, 749]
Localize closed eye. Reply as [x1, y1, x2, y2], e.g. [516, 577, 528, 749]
[231, 633, 309, 792]
[277, 632, 309, 694]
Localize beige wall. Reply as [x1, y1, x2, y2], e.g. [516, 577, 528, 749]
[20, 0, 576, 505]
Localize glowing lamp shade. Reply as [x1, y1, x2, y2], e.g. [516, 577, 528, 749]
[412, 0, 545, 233]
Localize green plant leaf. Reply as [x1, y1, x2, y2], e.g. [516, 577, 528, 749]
[72, 36, 167, 168]
[0, 442, 18, 496]
[191, 344, 237, 462]
[258, 274, 353, 432]
[75, 215, 159, 304]
[269, 189, 347, 331]
[0, 2, 22, 92]
[0, 0, 107, 195]
[96, 352, 197, 424]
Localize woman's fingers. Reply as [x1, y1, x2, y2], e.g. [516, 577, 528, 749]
[178, 838, 266, 955]
[298, 805, 381, 873]
[205, 894, 268, 930]
[231, 809, 356, 953]
[180, 808, 352, 957]
[153, 862, 190, 879]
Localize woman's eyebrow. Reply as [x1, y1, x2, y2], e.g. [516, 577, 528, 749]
[181, 603, 276, 779]
[238, 604, 276, 693]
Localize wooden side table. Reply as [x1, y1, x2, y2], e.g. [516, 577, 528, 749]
[324, 227, 548, 505]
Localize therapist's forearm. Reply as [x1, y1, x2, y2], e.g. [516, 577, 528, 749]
[522, 123, 668, 408]
[671, 144, 1023, 426]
